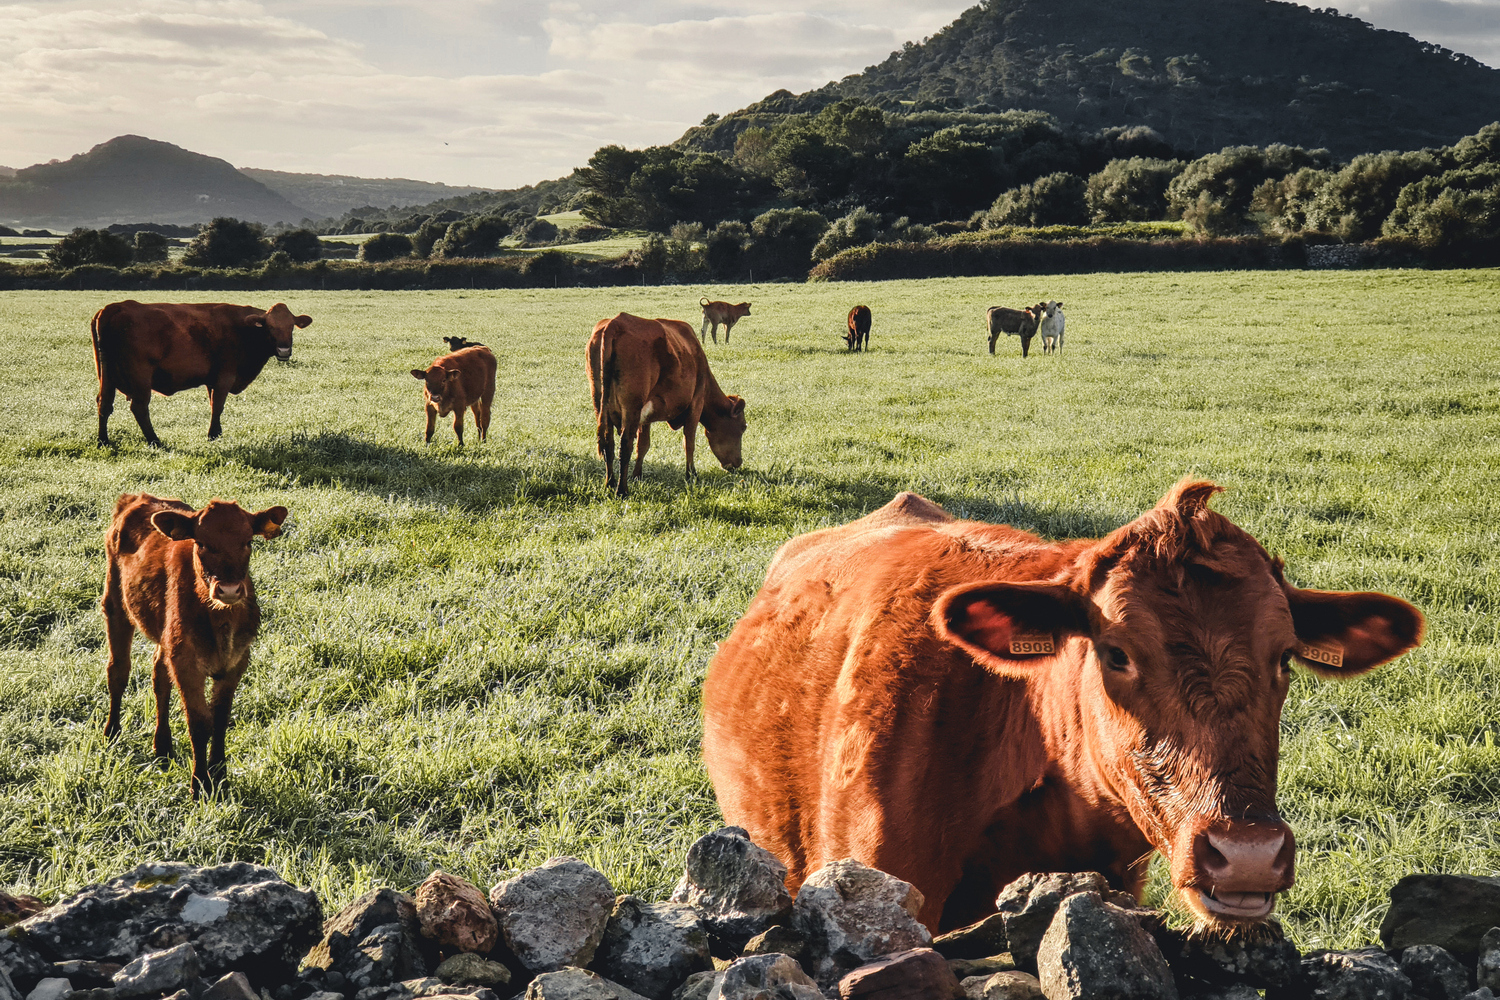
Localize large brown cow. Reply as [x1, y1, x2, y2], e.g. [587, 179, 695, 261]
[92, 301, 312, 447]
[411, 344, 497, 445]
[703, 482, 1422, 932]
[102, 493, 287, 798]
[700, 298, 752, 344]
[587, 312, 746, 497]
[845, 305, 872, 352]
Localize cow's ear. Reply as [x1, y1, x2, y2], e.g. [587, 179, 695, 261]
[150, 510, 196, 541]
[1283, 583, 1424, 677]
[294, 315, 312, 328]
[932, 581, 1091, 677]
[251, 506, 289, 540]
[410, 369, 427, 380]
[729, 395, 746, 417]
[248, 313, 267, 328]
[1055, 302, 1063, 309]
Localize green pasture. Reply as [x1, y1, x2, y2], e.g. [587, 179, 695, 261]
[0, 270, 1496, 950]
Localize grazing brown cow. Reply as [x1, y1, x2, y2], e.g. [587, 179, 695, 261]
[700, 297, 752, 344]
[845, 305, 872, 352]
[411, 345, 497, 445]
[442, 335, 484, 351]
[986, 303, 1043, 357]
[92, 300, 312, 447]
[703, 481, 1423, 932]
[587, 312, 746, 497]
[102, 493, 288, 798]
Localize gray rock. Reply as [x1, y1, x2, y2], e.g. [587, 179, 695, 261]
[670, 829, 792, 954]
[592, 897, 712, 1000]
[1182, 987, 1260, 1000]
[491, 858, 615, 975]
[709, 955, 819, 1000]
[524, 968, 649, 1000]
[1400, 945, 1468, 1000]
[741, 927, 804, 962]
[790, 860, 931, 989]
[1479, 929, 1500, 992]
[1, 938, 54, 994]
[432, 955, 509, 991]
[1157, 922, 1300, 989]
[204, 973, 259, 1000]
[11, 863, 321, 985]
[0, 966, 20, 1000]
[669, 973, 719, 1000]
[961, 971, 1044, 1000]
[62, 990, 115, 1000]
[1463, 991, 1496, 1000]
[1287, 948, 1412, 1000]
[1035, 892, 1178, 1000]
[994, 872, 1128, 975]
[836, 947, 964, 1000]
[25, 981, 72, 1000]
[304, 993, 346, 1000]
[933, 915, 1008, 961]
[51, 965, 121, 991]
[113, 944, 203, 999]
[303, 891, 428, 990]
[1382, 876, 1500, 959]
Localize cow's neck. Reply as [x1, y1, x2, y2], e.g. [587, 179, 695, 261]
[700, 371, 735, 425]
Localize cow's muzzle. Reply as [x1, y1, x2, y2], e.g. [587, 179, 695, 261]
[275, 347, 293, 359]
[1175, 814, 1295, 924]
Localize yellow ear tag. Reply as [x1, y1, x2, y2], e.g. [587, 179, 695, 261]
[1009, 634, 1055, 656]
[1296, 640, 1345, 669]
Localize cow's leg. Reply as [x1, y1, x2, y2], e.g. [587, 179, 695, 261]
[101, 589, 134, 741]
[151, 648, 174, 761]
[207, 375, 233, 440]
[682, 418, 699, 481]
[988, 330, 999, 355]
[616, 413, 638, 498]
[170, 655, 214, 798]
[1021, 333, 1033, 358]
[451, 407, 465, 446]
[207, 662, 246, 788]
[711, 322, 719, 345]
[633, 423, 651, 479]
[598, 416, 617, 489]
[129, 394, 162, 448]
[423, 404, 437, 444]
[700, 317, 711, 343]
[97, 379, 116, 447]
[723, 321, 733, 344]
[474, 399, 491, 443]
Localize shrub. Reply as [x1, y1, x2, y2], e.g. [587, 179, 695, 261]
[412, 220, 452, 259]
[520, 250, 576, 284]
[812, 206, 882, 261]
[132, 232, 170, 264]
[514, 218, 560, 246]
[705, 221, 750, 277]
[359, 232, 414, 263]
[1167, 145, 1328, 232]
[46, 229, 135, 268]
[984, 173, 1089, 228]
[182, 217, 270, 268]
[1250, 167, 1332, 234]
[272, 229, 323, 263]
[1087, 158, 1185, 222]
[433, 215, 512, 258]
[1382, 164, 1500, 247]
[1305, 150, 1444, 241]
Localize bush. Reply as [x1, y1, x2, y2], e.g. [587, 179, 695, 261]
[515, 218, 560, 246]
[984, 173, 1089, 228]
[433, 215, 512, 258]
[1304, 150, 1443, 241]
[1250, 167, 1332, 234]
[520, 250, 576, 284]
[412, 220, 452, 259]
[1382, 164, 1500, 247]
[46, 229, 135, 268]
[182, 217, 271, 268]
[812, 206, 882, 261]
[705, 221, 751, 277]
[359, 232, 414, 263]
[132, 232, 170, 265]
[272, 229, 323, 263]
[1087, 158, 1185, 222]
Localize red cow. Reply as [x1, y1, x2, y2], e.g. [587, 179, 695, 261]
[987, 304, 1043, 357]
[102, 493, 287, 798]
[700, 298, 752, 344]
[411, 345, 498, 445]
[92, 300, 312, 447]
[703, 482, 1423, 931]
[587, 312, 746, 497]
[846, 305, 872, 352]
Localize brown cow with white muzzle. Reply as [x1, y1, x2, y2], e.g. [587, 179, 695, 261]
[703, 481, 1423, 931]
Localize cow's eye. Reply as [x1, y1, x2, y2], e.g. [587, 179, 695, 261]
[1279, 649, 1295, 674]
[1104, 646, 1130, 671]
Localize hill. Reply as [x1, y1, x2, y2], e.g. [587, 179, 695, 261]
[239, 169, 494, 221]
[0, 136, 310, 230]
[689, 0, 1500, 160]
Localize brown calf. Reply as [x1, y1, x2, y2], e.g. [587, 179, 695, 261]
[845, 305, 872, 352]
[411, 345, 497, 444]
[700, 298, 752, 344]
[102, 493, 287, 798]
[986, 304, 1043, 357]
[587, 312, 746, 497]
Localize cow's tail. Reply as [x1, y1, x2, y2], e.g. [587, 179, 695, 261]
[700, 296, 711, 308]
[589, 319, 618, 424]
[90, 307, 108, 390]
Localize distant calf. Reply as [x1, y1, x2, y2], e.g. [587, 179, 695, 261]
[92, 300, 312, 447]
[442, 335, 484, 351]
[102, 493, 287, 798]
[846, 305, 872, 352]
[1038, 301, 1066, 355]
[411, 345, 497, 444]
[588, 312, 747, 497]
[700, 298, 752, 344]
[987, 304, 1043, 357]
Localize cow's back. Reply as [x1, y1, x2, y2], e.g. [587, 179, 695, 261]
[589, 313, 704, 420]
[94, 302, 254, 395]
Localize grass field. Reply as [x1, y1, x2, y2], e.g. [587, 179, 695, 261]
[0, 271, 1496, 950]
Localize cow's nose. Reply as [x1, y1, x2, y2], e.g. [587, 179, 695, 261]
[276, 347, 292, 358]
[216, 581, 243, 602]
[1193, 819, 1295, 894]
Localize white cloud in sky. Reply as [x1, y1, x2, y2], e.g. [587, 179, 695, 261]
[1, 0, 1496, 188]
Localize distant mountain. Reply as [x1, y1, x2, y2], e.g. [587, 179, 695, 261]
[0, 136, 309, 229]
[711, 0, 1500, 159]
[240, 169, 493, 221]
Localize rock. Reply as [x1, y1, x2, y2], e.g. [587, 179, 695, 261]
[204, 973, 260, 1000]
[934, 915, 1008, 961]
[11, 863, 322, 986]
[26, 981, 72, 1000]
[523, 968, 649, 1000]
[490, 858, 615, 975]
[304, 890, 429, 990]
[0, 894, 44, 929]
[592, 896, 712, 1000]
[837, 948, 964, 1000]
[1156, 922, 1301, 989]
[1400, 945, 1467, 1000]
[789, 860, 931, 989]
[1464, 991, 1496, 1000]
[741, 927, 804, 962]
[994, 872, 1128, 975]
[669, 972, 719, 1000]
[112, 944, 203, 999]
[1, 939, 54, 994]
[49, 967, 120, 994]
[1382, 876, 1500, 959]
[414, 874, 497, 958]
[431, 955, 509, 991]
[708, 955, 819, 1000]
[670, 829, 793, 954]
[305, 993, 347, 1000]
[62, 990, 115, 1000]
[948, 957, 1015, 980]
[1183, 987, 1260, 1000]
[961, 971, 1044, 1000]
[0, 966, 20, 1000]
[1478, 929, 1500, 992]
[1285, 948, 1412, 1000]
[1035, 892, 1178, 1000]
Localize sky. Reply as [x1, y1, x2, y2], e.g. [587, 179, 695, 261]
[2, 0, 1498, 189]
